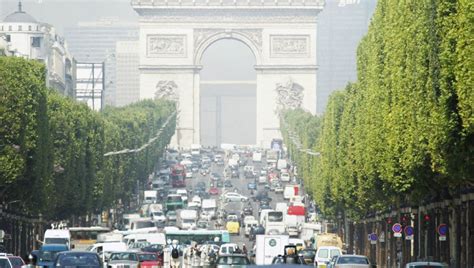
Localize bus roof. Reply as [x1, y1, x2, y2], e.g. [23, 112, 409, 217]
[69, 227, 110, 231]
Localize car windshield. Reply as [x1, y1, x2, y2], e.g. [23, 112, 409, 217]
[135, 221, 155, 228]
[267, 212, 283, 222]
[218, 256, 249, 265]
[57, 254, 100, 266]
[39, 251, 60, 262]
[338, 256, 369, 264]
[44, 238, 68, 245]
[0, 259, 12, 268]
[8, 258, 24, 266]
[110, 253, 138, 261]
[138, 254, 158, 261]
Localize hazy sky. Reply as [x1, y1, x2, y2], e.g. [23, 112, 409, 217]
[0, 0, 139, 34]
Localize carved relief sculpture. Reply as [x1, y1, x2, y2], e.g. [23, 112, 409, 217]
[275, 78, 304, 114]
[154, 81, 179, 102]
[147, 35, 186, 57]
[270, 35, 310, 57]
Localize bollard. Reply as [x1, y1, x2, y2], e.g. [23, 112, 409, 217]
[163, 247, 171, 268]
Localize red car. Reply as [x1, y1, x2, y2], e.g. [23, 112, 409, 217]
[208, 187, 219, 195]
[138, 252, 162, 268]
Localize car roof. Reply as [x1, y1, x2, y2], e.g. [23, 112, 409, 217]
[218, 254, 247, 257]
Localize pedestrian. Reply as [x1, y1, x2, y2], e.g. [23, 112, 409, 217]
[170, 240, 180, 268]
[242, 244, 248, 255]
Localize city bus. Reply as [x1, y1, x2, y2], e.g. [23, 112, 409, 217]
[164, 229, 230, 245]
[165, 194, 185, 211]
[69, 227, 110, 250]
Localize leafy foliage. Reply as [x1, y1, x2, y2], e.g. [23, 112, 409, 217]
[0, 57, 176, 219]
[281, 0, 473, 219]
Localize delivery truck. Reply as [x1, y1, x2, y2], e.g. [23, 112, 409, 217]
[255, 234, 290, 265]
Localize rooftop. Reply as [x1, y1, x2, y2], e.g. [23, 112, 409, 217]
[3, 1, 37, 24]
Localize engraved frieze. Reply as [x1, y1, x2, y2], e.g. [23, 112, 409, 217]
[270, 35, 310, 57]
[147, 35, 186, 57]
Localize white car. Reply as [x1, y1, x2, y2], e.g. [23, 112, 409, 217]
[186, 171, 193, 178]
[222, 192, 248, 202]
[151, 211, 166, 222]
[280, 172, 290, 182]
[275, 185, 284, 193]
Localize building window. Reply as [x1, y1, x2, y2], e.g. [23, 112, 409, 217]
[31, 37, 41, 48]
[28, 25, 32, 31]
[36, 25, 39, 31]
[18, 25, 22, 31]
[1, 26, 3, 31]
[6, 35, 11, 42]
[9, 25, 12, 31]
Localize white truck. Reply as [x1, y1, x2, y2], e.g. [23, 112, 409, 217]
[144, 190, 157, 204]
[277, 159, 288, 170]
[299, 222, 323, 241]
[284, 184, 300, 200]
[191, 144, 201, 155]
[255, 235, 290, 265]
[285, 214, 305, 237]
[252, 152, 262, 162]
[264, 211, 285, 235]
[275, 202, 288, 214]
[43, 229, 71, 249]
[201, 199, 217, 219]
[176, 209, 198, 230]
[266, 150, 279, 164]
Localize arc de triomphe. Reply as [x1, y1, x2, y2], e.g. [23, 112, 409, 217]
[132, 0, 324, 148]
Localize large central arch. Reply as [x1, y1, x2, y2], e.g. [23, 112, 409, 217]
[133, 0, 324, 148]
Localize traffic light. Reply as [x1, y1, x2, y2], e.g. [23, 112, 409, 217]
[401, 215, 408, 226]
[386, 217, 393, 225]
[423, 214, 430, 229]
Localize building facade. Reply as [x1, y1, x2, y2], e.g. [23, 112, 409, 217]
[0, 2, 76, 97]
[64, 18, 138, 107]
[132, 0, 324, 148]
[115, 41, 140, 107]
[316, 0, 377, 113]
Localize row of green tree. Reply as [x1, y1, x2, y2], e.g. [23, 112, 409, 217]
[281, 0, 473, 219]
[0, 57, 176, 220]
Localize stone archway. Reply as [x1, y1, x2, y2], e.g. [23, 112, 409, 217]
[133, 0, 324, 148]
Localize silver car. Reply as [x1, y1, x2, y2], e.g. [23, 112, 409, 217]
[222, 192, 248, 202]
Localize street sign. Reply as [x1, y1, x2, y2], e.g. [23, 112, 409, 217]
[438, 224, 447, 241]
[392, 223, 402, 237]
[437, 224, 448, 236]
[369, 233, 378, 245]
[379, 232, 385, 243]
[404, 226, 414, 240]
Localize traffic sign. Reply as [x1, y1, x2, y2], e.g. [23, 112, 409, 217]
[379, 232, 385, 243]
[404, 226, 414, 240]
[369, 233, 378, 245]
[404, 226, 414, 236]
[437, 224, 448, 236]
[392, 223, 402, 233]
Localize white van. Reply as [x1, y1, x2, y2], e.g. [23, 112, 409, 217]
[244, 220, 259, 237]
[88, 242, 127, 253]
[314, 246, 342, 267]
[123, 233, 166, 247]
[43, 229, 71, 249]
[122, 214, 140, 230]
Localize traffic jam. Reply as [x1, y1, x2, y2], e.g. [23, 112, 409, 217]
[3, 142, 430, 268]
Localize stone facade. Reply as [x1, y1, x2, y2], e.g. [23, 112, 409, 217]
[132, 0, 324, 148]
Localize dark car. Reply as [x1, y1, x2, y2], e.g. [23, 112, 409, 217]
[299, 249, 316, 265]
[249, 225, 265, 240]
[216, 254, 250, 268]
[254, 191, 269, 202]
[258, 196, 272, 204]
[53, 251, 101, 268]
[217, 181, 224, 188]
[224, 180, 233, 188]
[242, 207, 253, 216]
[247, 182, 257, 190]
